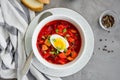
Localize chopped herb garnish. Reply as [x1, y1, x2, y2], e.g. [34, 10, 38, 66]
[48, 36, 50, 39]
[64, 37, 67, 40]
[52, 39, 56, 42]
[56, 29, 59, 33]
[56, 49, 60, 54]
[56, 47, 62, 51]
[63, 28, 67, 33]
[48, 39, 50, 43]
[50, 51, 55, 54]
[64, 49, 67, 52]
[53, 49, 60, 55]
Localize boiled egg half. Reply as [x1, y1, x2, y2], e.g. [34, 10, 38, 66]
[50, 34, 69, 52]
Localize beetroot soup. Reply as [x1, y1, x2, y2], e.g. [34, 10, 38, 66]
[36, 20, 82, 65]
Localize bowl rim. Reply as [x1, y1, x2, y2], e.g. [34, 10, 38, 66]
[99, 10, 118, 31]
[32, 14, 86, 70]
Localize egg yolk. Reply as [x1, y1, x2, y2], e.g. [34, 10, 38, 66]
[53, 38, 66, 50]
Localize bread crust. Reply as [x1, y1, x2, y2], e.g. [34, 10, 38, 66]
[21, 0, 44, 12]
[37, 0, 50, 4]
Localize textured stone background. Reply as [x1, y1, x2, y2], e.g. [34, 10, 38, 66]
[43, 0, 120, 80]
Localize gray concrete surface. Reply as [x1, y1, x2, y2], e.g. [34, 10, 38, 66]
[42, 0, 120, 80]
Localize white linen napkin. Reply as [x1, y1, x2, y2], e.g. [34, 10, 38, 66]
[0, 0, 62, 80]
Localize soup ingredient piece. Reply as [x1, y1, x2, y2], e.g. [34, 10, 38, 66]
[68, 31, 74, 37]
[58, 53, 66, 58]
[71, 51, 77, 58]
[66, 49, 71, 56]
[42, 44, 48, 50]
[44, 39, 51, 46]
[68, 37, 74, 43]
[43, 51, 47, 53]
[37, 0, 50, 4]
[58, 25, 64, 30]
[38, 40, 44, 44]
[21, 0, 44, 12]
[58, 60, 65, 64]
[102, 15, 115, 28]
[42, 36, 46, 39]
[43, 53, 50, 58]
[67, 56, 74, 61]
[71, 29, 77, 33]
[66, 34, 70, 37]
[50, 34, 69, 52]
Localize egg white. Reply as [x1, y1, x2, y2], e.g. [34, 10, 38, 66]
[50, 34, 69, 52]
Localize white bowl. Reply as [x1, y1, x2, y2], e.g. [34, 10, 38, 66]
[99, 10, 118, 31]
[32, 15, 86, 70]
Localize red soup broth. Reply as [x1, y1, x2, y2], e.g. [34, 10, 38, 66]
[36, 20, 82, 65]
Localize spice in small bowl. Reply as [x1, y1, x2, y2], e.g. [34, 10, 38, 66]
[99, 10, 118, 31]
[102, 15, 114, 28]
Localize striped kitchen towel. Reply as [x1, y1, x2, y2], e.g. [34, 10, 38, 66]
[0, 0, 62, 80]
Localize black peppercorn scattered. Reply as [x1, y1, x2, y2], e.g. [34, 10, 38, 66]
[112, 41, 114, 43]
[105, 39, 107, 41]
[104, 45, 107, 48]
[108, 50, 111, 53]
[108, 31, 110, 33]
[103, 48, 107, 51]
[111, 50, 114, 52]
[99, 39, 102, 41]
[98, 48, 100, 50]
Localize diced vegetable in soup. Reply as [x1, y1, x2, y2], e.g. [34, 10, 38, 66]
[36, 20, 82, 65]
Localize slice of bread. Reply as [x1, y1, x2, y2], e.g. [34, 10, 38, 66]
[21, 0, 44, 12]
[37, 0, 50, 4]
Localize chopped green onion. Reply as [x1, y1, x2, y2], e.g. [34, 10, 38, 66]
[64, 37, 67, 40]
[52, 39, 56, 42]
[46, 36, 50, 42]
[56, 49, 60, 54]
[56, 29, 59, 33]
[64, 49, 67, 52]
[56, 47, 62, 51]
[63, 28, 67, 33]
[53, 49, 60, 55]
[50, 51, 55, 54]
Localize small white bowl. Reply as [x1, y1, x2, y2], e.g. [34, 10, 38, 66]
[99, 10, 118, 31]
[32, 15, 86, 70]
